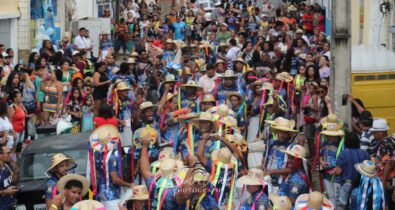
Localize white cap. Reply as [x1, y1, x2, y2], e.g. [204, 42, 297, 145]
[370, 118, 389, 132]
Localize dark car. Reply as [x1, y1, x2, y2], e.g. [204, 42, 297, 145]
[16, 132, 90, 210]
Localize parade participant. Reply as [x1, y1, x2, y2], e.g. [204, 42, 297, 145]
[197, 146, 237, 210]
[317, 114, 344, 207]
[227, 92, 247, 135]
[201, 94, 216, 112]
[132, 101, 158, 131]
[237, 168, 269, 210]
[158, 74, 177, 97]
[349, 160, 385, 210]
[233, 57, 248, 75]
[123, 185, 149, 210]
[263, 117, 298, 193]
[277, 145, 310, 204]
[273, 72, 295, 117]
[179, 80, 202, 112]
[88, 125, 133, 209]
[111, 81, 133, 145]
[45, 153, 76, 209]
[0, 144, 19, 209]
[186, 167, 218, 210]
[198, 64, 221, 94]
[213, 70, 238, 104]
[139, 134, 197, 210]
[162, 39, 176, 67]
[214, 59, 226, 75]
[131, 127, 159, 184]
[294, 191, 334, 210]
[158, 89, 179, 143]
[49, 174, 90, 210]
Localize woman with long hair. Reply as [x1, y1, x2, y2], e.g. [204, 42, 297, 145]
[0, 100, 14, 148]
[28, 52, 40, 71]
[4, 71, 22, 98]
[92, 62, 111, 116]
[8, 90, 27, 154]
[41, 70, 63, 125]
[40, 40, 56, 60]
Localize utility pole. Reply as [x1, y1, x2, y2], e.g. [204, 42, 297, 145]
[330, 0, 352, 128]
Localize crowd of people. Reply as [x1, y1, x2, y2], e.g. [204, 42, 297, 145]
[0, 0, 395, 210]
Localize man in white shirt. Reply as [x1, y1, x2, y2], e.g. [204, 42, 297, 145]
[198, 64, 221, 93]
[73, 27, 88, 52]
[124, 0, 140, 19]
[226, 39, 241, 62]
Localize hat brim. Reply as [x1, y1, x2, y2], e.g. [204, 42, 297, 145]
[220, 75, 238, 79]
[295, 193, 334, 210]
[215, 61, 225, 66]
[354, 163, 377, 178]
[57, 174, 90, 197]
[279, 149, 306, 160]
[369, 127, 389, 132]
[177, 113, 200, 121]
[321, 130, 344, 136]
[211, 149, 232, 164]
[237, 175, 262, 185]
[46, 158, 76, 173]
[163, 80, 177, 85]
[140, 105, 158, 112]
[226, 92, 244, 103]
[271, 125, 298, 133]
[89, 125, 120, 151]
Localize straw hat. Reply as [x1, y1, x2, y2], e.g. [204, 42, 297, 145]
[211, 147, 232, 164]
[295, 29, 304, 34]
[166, 39, 175, 44]
[163, 74, 177, 84]
[321, 122, 344, 136]
[215, 59, 225, 66]
[354, 160, 377, 178]
[275, 72, 294, 83]
[116, 81, 131, 91]
[199, 41, 212, 48]
[166, 93, 176, 102]
[131, 185, 149, 200]
[320, 114, 343, 127]
[62, 32, 72, 41]
[369, 118, 390, 132]
[139, 101, 158, 112]
[269, 117, 298, 132]
[190, 112, 215, 128]
[202, 94, 216, 103]
[176, 112, 200, 122]
[46, 153, 76, 173]
[133, 127, 158, 147]
[195, 58, 206, 67]
[181, 80, 202, 90]
[217, 116, 238, 128]
[249, 80, 263, 90]
[71, 200, 104, 210]
[237, 168, 265, 185]
[226, 92, 244, 103]
[280, 145, 307, 160]
[89, 125, 120, 152]
[218, 42, 229, 47]
[258, 82, 274, 91]
[130, 51, 139, 58]
[127, 57, 136, 64]
[225, 133, 244, 146]
[233, 57, 246, 65]
[220, 70, 238, 79]
[294, 191, 334, 210]
[269, 195, 292, 210]
[193, 167, 211, 183]
[57, 174, 90, 197]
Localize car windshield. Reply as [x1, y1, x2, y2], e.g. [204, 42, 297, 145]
[20, 150, 87, 181]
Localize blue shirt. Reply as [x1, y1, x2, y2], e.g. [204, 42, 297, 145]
[95, 153, 120, 201]
[240, 191, 269, 210]
[0, 165, 16, 209]
[266, 139, 293, 186]
[320, 141, 341, 182]
[213, 83, 238, 104]
[172, 21, 186, 40]
[278, 169, 309, 199]
[336, 148, 369, 183]
[45, 175, 59, 199]
[180, 130, 216, 160]
[146, 176, 185, 210]
[190, 193, 218, 210]
[204, 160, 235, 207]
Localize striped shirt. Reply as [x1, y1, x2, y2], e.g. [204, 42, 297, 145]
[360, 130, 378, 156]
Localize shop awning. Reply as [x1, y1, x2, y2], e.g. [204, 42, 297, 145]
[0, 0, 20, 19]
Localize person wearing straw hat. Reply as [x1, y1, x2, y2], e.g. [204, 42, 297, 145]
[198, 64, 221, 94]
[59, 31, 74, 59]
[186, 167, 218, 210]
[214, 59, 226, 74]
[233, 57, 248, 75]
[158, 74, 177, 96]
[348, 160, 385, 210]
[277, 145, 310, 204]
[179, 80, 203, 112]
[139, 134, 198, 209]
[157, 88, 180, 144]
[269, 195, 292, 210]
[111, 62, 136, 87]
[294, 191, 334, 210]
[49, 174, 90, 210]
[111, 81, 133, 134]
[201, 93, 217, 112]
[263, 117, 298, 193]
[273, 72, 294, 117]
[121, 185, 149, 210]
[317, 114, 344, 207]
[45, 153, 76, 208]
[227, 92, 247, 135]
[197, 145, 238, 209]
[132, 101, 159, 130]
[237, 168, 270, 210]
[72, 200, 105, 210]
[213, 70, 238, 104]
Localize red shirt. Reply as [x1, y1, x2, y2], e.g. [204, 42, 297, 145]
[93, 117, 118, 128]
[303, 13, 314, 31]
[11, 105, 26, 132]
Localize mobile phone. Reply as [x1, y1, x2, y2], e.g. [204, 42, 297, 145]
[342, 94, 348, 106]
[17, 184, 24, 189]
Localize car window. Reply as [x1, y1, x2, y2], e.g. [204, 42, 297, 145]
[20, 150, 87, 181]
